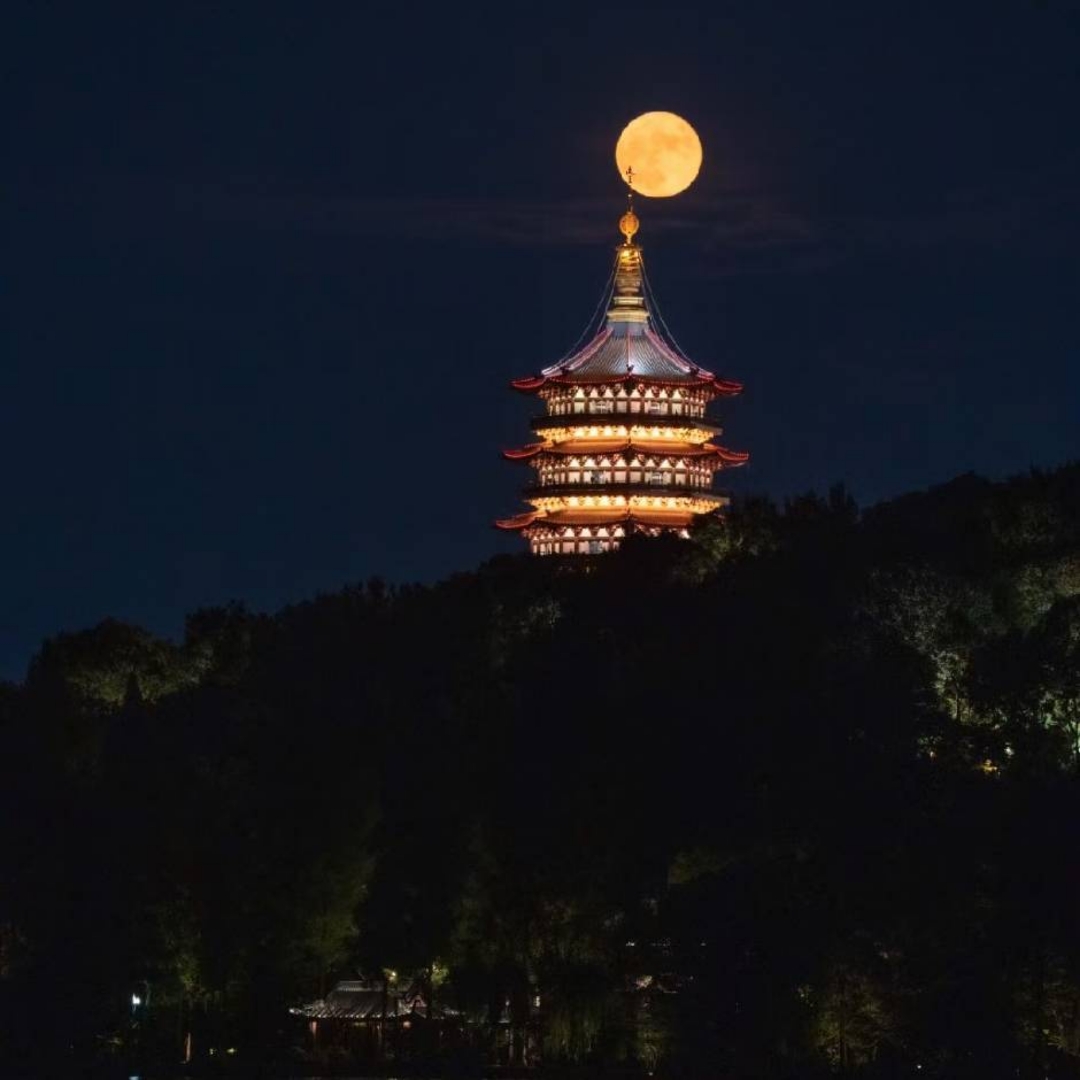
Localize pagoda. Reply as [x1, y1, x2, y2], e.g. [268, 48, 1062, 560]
[496, 202, 748, 556]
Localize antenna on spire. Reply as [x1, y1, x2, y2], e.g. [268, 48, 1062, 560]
[618, 165, 640, 245]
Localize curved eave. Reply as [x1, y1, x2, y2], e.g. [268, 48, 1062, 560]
[494, 510, 540, 531]
[714, 447, 750, 465]
[502, 442, 548, 460]
[510, 376, 549, 393]
[496, 503, 729, 531]
[511, 442, 750, 466]
[514, 508, 724, 529]
[710, 378, 744, 397]
[511, 372, 742, 395]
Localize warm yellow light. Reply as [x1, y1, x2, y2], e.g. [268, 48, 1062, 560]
[533, 423, 713, 444]
[528, 494, 722, 514]
[615, 112, 703, 198]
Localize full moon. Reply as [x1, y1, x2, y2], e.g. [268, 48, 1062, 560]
[615, 112, 703, 198]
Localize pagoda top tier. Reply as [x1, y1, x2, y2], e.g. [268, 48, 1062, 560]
[511, 214, 743, 396]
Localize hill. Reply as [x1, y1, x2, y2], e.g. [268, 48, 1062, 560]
[2, 462, 1079, 1077]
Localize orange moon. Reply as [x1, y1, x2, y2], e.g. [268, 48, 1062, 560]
[615, 112, 703, 198]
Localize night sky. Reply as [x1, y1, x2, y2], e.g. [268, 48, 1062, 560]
[6, 5, 1079, 680]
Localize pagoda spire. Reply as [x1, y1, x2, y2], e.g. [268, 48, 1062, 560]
[611, 179, 646, 326]
[620, 165, 639, 243]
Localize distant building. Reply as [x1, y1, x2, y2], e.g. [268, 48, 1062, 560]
[497, 204, 747, 555]
[290, 978, 458, 1059]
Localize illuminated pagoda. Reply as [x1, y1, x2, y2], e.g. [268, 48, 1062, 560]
[496, 203, 747, 555]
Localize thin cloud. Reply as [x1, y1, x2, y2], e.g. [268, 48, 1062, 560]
[172, 184, 821, 253]
[22, 165, 1080, 278]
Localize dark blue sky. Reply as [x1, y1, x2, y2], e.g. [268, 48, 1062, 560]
[5, 5, 1079, 679]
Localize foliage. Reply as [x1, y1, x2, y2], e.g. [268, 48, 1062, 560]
[2, 462, 1080, 1075]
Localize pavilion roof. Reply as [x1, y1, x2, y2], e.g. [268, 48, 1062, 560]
[495, 507, 717, 531]
[290, 981, 418, 1020]
[502, 440, 749, 465]
[289, 979, 461, 1021]
[512, 323, 742, 395]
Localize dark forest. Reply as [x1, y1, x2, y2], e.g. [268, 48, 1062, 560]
[3, 463, 1080, 1078]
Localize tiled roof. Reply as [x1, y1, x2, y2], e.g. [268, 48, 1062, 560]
[496, 506, 723, 532]
[512, 324, 742, 394]
[502, 441, 749, 464]
[546, 324, 700, 383]
[290, 981, 420, 1021]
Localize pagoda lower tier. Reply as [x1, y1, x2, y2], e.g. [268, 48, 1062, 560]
[497, 420, 748, 555]
[496, 504, 714, 557]
[496, 431, 745, 554]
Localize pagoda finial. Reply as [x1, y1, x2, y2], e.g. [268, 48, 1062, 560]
[619, 165, 640, 245]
